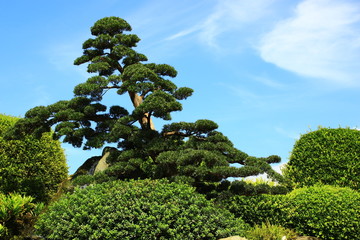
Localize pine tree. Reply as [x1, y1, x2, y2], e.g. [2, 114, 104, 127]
[8, 17, 282, 194]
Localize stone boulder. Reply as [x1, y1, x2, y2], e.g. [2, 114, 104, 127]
[218, 236, 247, 240]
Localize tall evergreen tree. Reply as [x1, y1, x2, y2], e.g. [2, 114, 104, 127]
[8, 17, 282, 193]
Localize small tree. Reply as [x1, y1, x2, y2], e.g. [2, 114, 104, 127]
[0, 114, 68, 202]
[8, 17, 282, 194]
[283, 127, 360, 190]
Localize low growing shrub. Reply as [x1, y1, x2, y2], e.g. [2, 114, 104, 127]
[36, 179, 249, 239]
[245, 221, 298, 240]
[0, 193, 44, 240]
[284, 185, 360, 240]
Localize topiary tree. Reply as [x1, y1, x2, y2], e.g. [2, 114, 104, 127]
[283, 185, 360, 240]
[0, 114, 68, 203]
[7, 17, 282, 195]
[35, 179, 249, 239]
[283, 127, 360, 190]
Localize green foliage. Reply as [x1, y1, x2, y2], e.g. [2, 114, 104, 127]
[0, 193, 44, 239]
[245, 221, 298, 240]
[71, 171, 116, 187]
[244, 177, 278, 186]
[221, 194, 287, 226]
[0, 224, 6, 238]
[0, 114, 68, 203]
[283, 185, 360, 240]
[36, 179, 249, 239]
[283, 127, 360, 190]
[222, 185, 360, 239]
[7, 17, 283, 196]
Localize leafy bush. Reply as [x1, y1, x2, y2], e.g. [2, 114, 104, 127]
[36, 179, 249, 239]
[221, 194, 286, 226]
[0, 114, 68, 202]
[0, 193, 44, 239]
[283, 127, 360, 190]
[245, 221, 298, 240]
[284, 185, 360, 240]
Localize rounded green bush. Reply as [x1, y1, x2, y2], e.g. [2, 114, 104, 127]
[0, 114, 68, 202]
[284, 185, 360, 240]
[284, 127, 360, 190]
[36, 179, 249, 239]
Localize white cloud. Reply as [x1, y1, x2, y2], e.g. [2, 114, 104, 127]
[259, 0, 360, 86]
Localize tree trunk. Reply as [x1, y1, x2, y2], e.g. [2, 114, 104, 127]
[128, 91, 155, 130]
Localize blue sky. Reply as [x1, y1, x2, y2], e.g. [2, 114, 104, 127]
[1, 0, 360, 174]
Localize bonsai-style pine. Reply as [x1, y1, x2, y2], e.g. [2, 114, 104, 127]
[8, 17, 282, 194]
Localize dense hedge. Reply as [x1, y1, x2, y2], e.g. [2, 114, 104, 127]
[36, 179, 249, 239]
[222, 185, 360, 240]
[283, 127, 360, 190]
[284, 185, 360, 240]
[221, 194, 286, 226]
[0, 114, 68, 202]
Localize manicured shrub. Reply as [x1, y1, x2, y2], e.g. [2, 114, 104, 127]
[284, 185, 360, 240]
[36, 179, 249, 239]
[0, 193, 44, 239]
[221, 194, 287, 226]
[283, 127, 360, 190]
[0, 114, 68, 202]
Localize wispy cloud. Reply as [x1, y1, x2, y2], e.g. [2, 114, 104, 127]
[46, 42, 87, 78]
[165, 25, 202, 41]
[198, 0, 276, 48]
[166, 0, 277, 51]
[274, 126, 301, 140]
[220, 82, 263, 105]
[251, 75, 285, 89]
[258, 0, 360, 86]
[32, 85, 51, 106]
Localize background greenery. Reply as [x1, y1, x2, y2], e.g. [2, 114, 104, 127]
[0, 114, 68, 203]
